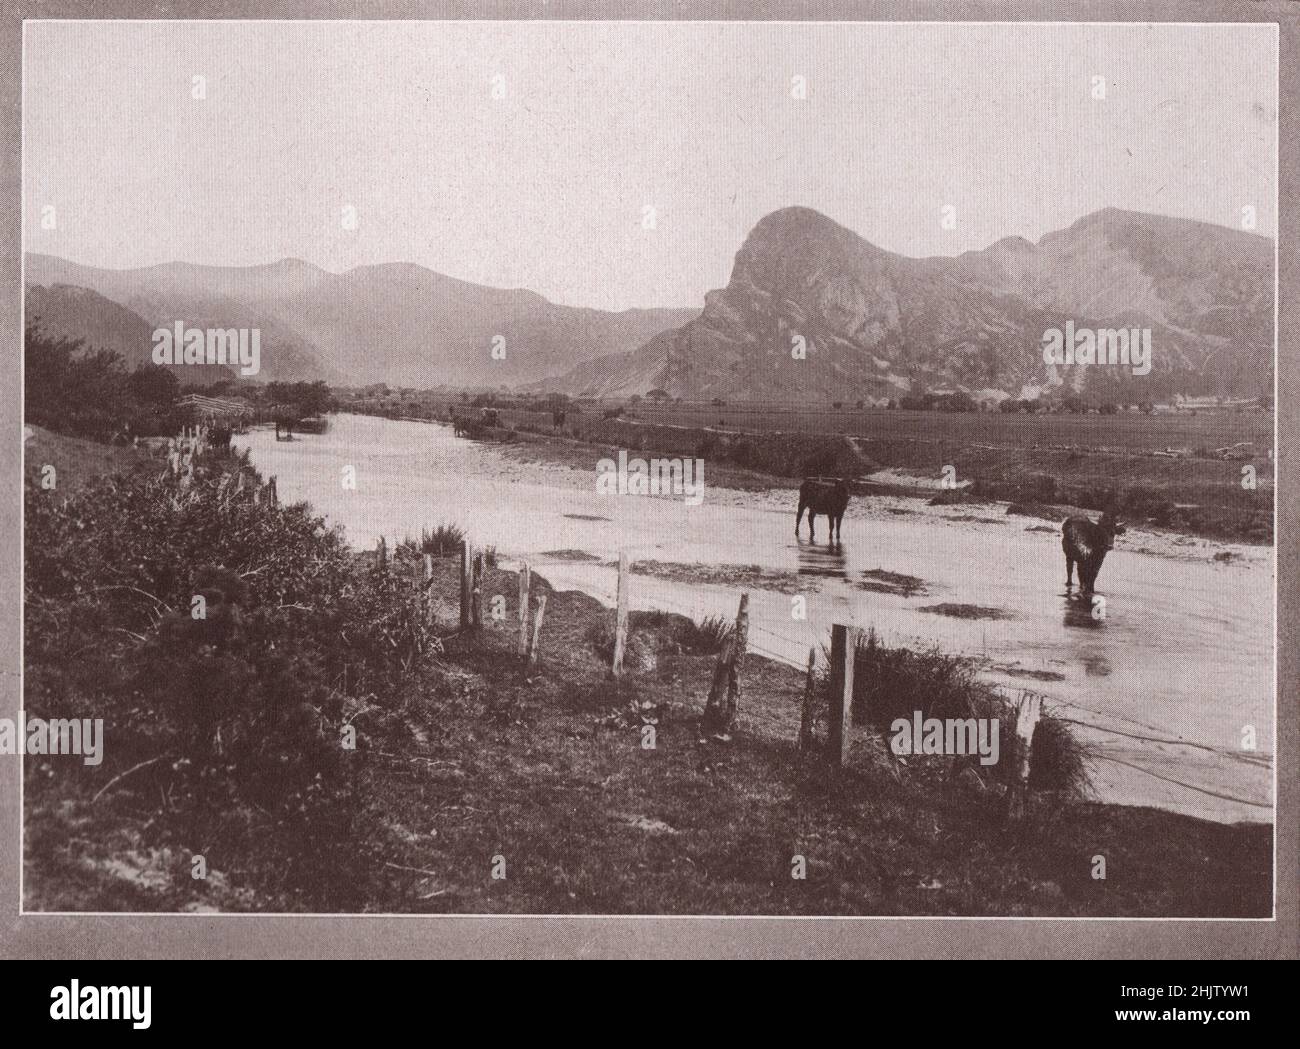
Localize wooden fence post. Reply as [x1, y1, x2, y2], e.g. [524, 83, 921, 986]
[459, 542, 472, 629]
[702, 638, 735, 734]
[799, 646, 818, 751]
[610, 551, 629, 677]
[376, 536, 388, 573]
[723, 593, 749, 731]
[703, 593, 749, 737]
[471, 552, 484, 628]
[1007, 690, 1044, 822]
[827, 624, 859, 767]
[527, 594, 547, 665]
[517, 563, 531, 658]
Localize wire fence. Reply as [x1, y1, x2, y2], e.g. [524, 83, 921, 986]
[527, 554, 1272, 812]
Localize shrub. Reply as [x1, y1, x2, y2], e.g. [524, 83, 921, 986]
[23, 449, 447, 907]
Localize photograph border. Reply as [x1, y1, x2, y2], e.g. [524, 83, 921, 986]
[1, 0, 1295, 959]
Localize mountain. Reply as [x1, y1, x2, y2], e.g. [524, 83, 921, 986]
[24, 255, 695, 389]
[25, 283, 236, 386]
[534, 206, 1274, 402]
[26, 256, 344, 384]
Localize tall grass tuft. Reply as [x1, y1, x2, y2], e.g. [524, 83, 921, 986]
[403, 523, 465, 558]
[680, 614, 733, 654]
[844, 629, 1092, 799]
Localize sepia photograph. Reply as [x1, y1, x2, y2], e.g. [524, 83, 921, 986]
[5, 6, 1290, 951]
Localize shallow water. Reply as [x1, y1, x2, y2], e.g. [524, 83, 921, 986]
[238, 413, 1274, 824]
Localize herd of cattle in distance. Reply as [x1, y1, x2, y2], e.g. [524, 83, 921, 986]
[795, 476, 1124, 596]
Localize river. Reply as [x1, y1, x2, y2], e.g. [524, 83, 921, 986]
[237, 412, 1274, 825]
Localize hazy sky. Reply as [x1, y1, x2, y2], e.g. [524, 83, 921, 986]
[24, 20, 1277, 311]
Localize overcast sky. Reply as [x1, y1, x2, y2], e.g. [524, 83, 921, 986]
[24, 20, 1277, 311]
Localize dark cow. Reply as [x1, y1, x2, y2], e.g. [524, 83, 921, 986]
[796, 477, 850, 544]
[1062, 512, 1126, 594]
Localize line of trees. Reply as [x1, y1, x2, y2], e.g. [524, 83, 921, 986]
[25, 324, 185, 441]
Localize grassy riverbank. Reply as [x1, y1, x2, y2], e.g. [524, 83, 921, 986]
[358, 403, 1272, 543]
[22, 433, 1271, 916]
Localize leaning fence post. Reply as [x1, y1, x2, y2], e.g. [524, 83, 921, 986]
[517, 562, 531, 658]
[799, 646, 818, 751]
[610, 551, 629, 677]
[723, 592, 749, 731]
[703, 637, 735, 735]
[703, 593, 749, 737]
[1007, 690, 1044, 822]
[827, 624, 859, 767]
[527, 594, 547, 665]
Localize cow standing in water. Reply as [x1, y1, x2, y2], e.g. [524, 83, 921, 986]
[796, 477, 850, 544]
[1062, 512, 1126, 594]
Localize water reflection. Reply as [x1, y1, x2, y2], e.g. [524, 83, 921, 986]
[1062, 591, 1105, 630]
[794, 538, 848, 579]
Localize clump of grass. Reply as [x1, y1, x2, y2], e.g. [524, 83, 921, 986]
[679, 614, 733, 654]
[843, 630, 1091, 799]
[1021, 715, 1092, 800]
[405, 523, 465, 557]
[585, 621, 657, 671]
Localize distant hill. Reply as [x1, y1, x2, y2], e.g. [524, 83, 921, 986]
[24, 255, 695, 389]
[25, 283, 236, 387]
[533, 206, 1274, 403]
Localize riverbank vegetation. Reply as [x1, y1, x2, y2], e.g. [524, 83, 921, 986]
[22, 349, 1270, 914]
[23, 430, 1270, 914]
[344, 389, 1272, 543]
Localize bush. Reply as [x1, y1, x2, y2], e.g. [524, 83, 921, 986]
[24, 449, 447, 907]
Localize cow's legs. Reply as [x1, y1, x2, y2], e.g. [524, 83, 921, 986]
[1079, 562, 1095, 594]
[1065, 556, 1074, 588]
[795, 502, 806, 537]
[808, 513, 816, 542]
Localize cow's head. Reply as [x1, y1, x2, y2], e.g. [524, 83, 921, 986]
[1099, 512, 1126, 547]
